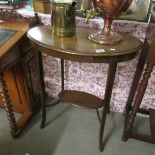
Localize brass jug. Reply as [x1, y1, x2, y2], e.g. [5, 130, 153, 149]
[51, 1, 76, 37]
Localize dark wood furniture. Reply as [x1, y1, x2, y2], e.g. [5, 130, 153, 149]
[0, 9, 41, 137]
[122, 9, 155, 144]
[27, 25, 142, 152]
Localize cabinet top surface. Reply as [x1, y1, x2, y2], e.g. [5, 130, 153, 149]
[0, 21, 28, 58]
[27, 25, 142, 62]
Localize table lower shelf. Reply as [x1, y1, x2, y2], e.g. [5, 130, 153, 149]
[58, 90, 103, 109]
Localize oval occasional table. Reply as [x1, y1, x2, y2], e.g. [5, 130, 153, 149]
[27, 25, 142, 152]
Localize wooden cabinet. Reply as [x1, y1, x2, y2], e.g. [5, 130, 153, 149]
[0, 37, 40, 113]
[0, 9, 42, 137]
[0, 18, 42, 138]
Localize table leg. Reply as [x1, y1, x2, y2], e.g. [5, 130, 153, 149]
[36, 51, 64, 128]
[0, 72, 20, 137]
[43, 59, 64, 107]
[99, 57, 117, 152]
[36, 50, 46, 129]
[61, 59, 64, 91]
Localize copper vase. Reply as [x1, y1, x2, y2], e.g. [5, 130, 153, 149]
[88, 0, 133, 44]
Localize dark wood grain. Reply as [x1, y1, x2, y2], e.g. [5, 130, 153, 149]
[59, 90, 103, 109]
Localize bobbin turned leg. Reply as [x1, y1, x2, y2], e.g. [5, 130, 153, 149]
[122, 64, 154, 140]
[0, 72, 20, 138]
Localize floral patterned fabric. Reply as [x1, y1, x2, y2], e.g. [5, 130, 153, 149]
[17, 7, 155, 113]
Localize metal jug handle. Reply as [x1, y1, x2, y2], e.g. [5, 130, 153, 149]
[65, 1, 76, 18]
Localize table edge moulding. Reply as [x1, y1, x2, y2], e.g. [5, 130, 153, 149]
[27, 25, 142, 152]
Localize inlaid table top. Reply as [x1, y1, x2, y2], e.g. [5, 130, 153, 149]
[27, 25, 142, 63]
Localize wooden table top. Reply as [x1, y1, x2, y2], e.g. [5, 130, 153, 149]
[0, 21, 29, 58]
[27, 25, 142, 63]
